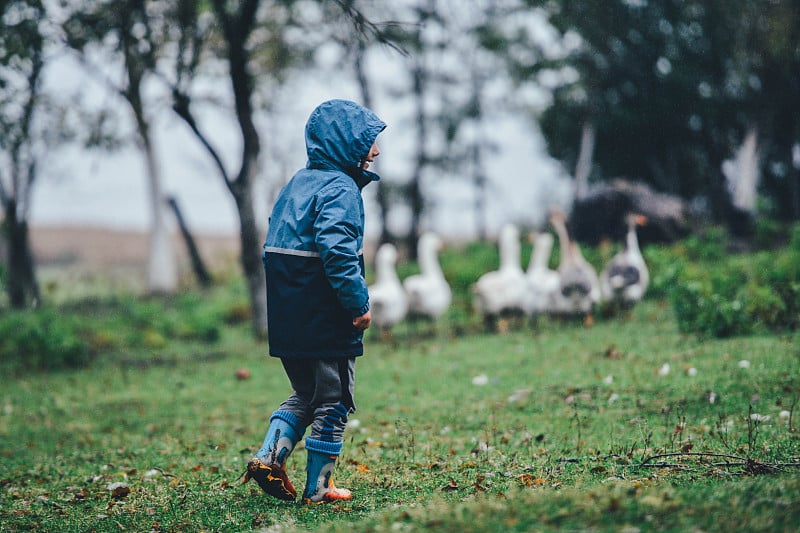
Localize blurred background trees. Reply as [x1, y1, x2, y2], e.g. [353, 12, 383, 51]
[1, 0, 798, 335]
[503, 0, 799, 233]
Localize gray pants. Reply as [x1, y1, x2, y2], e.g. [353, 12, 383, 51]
[278, 358, 356, 443]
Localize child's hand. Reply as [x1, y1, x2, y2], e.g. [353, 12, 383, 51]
[353, 311, 371, 330]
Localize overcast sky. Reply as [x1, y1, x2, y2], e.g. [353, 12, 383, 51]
[30, 18, 575, 244]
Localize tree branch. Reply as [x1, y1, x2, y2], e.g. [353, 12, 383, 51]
[171, 89, 234, 194]
[332, 0, 410, 56]
[637, 452, 800, 474]
[641, 451, 748, 465]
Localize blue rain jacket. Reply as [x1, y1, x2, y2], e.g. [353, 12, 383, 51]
[263, 100, 386, 359]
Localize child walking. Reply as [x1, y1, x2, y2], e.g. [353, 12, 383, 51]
[244, 99, 385, 504]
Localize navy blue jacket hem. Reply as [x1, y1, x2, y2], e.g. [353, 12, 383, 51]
[269, 347, 364, 359]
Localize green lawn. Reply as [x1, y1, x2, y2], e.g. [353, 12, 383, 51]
[1, 296, 799, 531]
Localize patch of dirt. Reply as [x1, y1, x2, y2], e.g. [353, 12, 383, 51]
[29, 225, 242, 296]
[31, 225, 240, 270]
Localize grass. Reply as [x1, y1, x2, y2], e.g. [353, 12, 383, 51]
[1, 294, 799, 531]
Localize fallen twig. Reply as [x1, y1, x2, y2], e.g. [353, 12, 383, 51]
[641, 452, 747, 465]
[635, 452, 800, 474]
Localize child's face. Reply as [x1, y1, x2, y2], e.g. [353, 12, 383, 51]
[361, 141, 380, 170]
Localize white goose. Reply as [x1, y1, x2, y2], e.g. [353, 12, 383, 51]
[403, 232, 451, 323]
[549, 208, 601, 315]
[523, 231, 561, 316]
[600, 214, 649, 309]
[368, 242, 408, 338]
[472, 223, 528, 328]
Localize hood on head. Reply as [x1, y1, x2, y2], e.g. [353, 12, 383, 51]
[305, 99, 386, 187]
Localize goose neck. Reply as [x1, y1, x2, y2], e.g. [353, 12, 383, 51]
[531, 238, 552, 270]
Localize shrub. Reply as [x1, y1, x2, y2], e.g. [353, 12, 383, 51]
[643, 245, 687, 300]
[0, 308, 94, 372]
[683, 226, 728, 263]
[669, 226, 800, 337]
[670, 273, 753, 338]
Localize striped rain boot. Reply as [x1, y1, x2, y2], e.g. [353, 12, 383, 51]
[301, 438, 352, 504]
[245, 410, 303, 501]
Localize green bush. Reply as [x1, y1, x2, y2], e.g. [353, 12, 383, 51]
[87, 293, 222, 347]
[643, 245, 687, 300]
[0, 308, 94, 372]
[172, 292, 221, 342]
[669, 225, 800, 337]
[682, 226, 728, 262]
[17, 290, 227, 372]
[670, 272, 753, 338]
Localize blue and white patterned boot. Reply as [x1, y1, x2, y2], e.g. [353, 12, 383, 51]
[245, 410, 304, 501]
[302, 438, 352, 504]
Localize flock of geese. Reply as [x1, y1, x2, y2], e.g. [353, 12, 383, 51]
[367, 208, 649, 336]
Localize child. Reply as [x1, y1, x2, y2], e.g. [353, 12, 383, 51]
[244, 99, 385, 504]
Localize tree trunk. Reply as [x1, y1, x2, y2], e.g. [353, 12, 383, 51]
[166, 196, 212, 287]
[231, 179, 267, 339]
[354, 41, 391, 246]
[141, 129, 177, 294]
[4, 199, 39, 308]
[406, 63, 426, 260]
[574, 121, 595, 201]
[217, 0, 267, 338]
[702, 128, 742, 233]
[472, 143, 488, 241]
[726, 126, 760, 214]
[792, 143, 800, 219]
[122, 18, 178, 295]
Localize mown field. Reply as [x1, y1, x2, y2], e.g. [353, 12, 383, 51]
[1, 232, 799, 532]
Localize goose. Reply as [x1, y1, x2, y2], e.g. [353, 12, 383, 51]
[523, 231, 561, 316]
[472, 223, 528, 330]
[403, 232, 452, 325]
[368, 242, 408, 339]
[549, 208, 601, 315]
[600, 213, 649, 309]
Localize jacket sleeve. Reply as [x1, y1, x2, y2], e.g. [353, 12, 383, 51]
[313, 183, 370, 317]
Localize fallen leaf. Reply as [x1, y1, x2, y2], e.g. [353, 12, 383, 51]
[604, 345, 622, 359]
[110, 485, 130, 500]
[441, 480, 458, 491]
[519, 474, 548, 486]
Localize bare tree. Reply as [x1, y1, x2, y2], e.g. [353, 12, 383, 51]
[166, 0, 274, 337]
[0, 0, 49, 308]
[64, 0, 178, 294]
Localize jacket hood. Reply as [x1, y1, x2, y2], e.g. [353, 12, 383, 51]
[305, 99, 386, 188]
